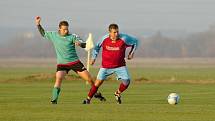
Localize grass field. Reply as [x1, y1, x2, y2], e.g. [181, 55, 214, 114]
[1, 58, 215, 121]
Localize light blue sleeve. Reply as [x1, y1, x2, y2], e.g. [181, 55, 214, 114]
[120, 33, 139, 53]
[91, 34, 109, 59]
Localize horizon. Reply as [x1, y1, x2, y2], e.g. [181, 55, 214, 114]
[1, 0, 215, 58]
[1, 0, 215, 32]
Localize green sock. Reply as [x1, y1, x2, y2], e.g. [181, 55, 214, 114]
[52, 87, 61, 101]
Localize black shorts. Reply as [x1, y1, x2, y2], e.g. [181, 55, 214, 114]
[57, 61, 87, 73]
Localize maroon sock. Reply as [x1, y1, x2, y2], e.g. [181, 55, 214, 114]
[88, 85, 98, 98]
[118, 82, 129, 93]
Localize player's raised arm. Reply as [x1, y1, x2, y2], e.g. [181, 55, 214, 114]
[35, 16, 45, 37]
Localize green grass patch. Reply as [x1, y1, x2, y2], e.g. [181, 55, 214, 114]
[1, 82, 215, 121]
[0, 65, 215, 121]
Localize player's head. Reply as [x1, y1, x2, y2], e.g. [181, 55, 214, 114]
[108, 23, 119, 40]
[58, 21, 69, 36]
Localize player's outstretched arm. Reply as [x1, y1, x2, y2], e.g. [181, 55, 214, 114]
[91, 35, 105, 61]
[35, 16, 45, 37]
[90, 59, 96, 65]
[120, 33, 139, 60]
[128, 45, 135, 60]
[74, 41, 86, 48]
[73, 34, 86, 48]
[80, 43, 86, 48]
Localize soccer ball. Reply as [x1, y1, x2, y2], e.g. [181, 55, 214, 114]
[167, 93, 180, 105]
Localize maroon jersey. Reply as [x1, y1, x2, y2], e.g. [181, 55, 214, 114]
[101, 37, 129, 68]
[92, 33, 138, 68]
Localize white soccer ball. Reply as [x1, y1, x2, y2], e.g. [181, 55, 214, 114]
[167, 93, 180, 105]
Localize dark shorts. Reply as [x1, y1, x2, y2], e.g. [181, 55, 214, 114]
[57, 61, 87, 73]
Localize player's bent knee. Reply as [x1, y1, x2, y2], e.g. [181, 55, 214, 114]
[56, 76, 64, 81]
[122, 79, 130, 86]
[95, 80, 103, 87]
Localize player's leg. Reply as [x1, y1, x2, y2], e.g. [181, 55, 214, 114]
[69, 62, 93, 85]
[51, 71, 67, 104]
[77, 70, 106, 101]
[77, 70, 94, 86]
[83, 68, 112, 104]
[83, 79, 104, 104]
[114, 66, 131, 104]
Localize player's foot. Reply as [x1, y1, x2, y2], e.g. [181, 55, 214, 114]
[114, 93, 121, 104]
[82, 99, 90, 104]
[51, 100, 57, 104]
[94, 92, 106, 101]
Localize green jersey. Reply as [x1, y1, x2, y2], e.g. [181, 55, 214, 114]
[43, 31, 83, 64]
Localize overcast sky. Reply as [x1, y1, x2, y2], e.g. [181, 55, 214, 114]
[0, 0, 215, 32]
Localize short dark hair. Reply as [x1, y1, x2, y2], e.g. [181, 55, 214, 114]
[108, 23, 118, 31]
[59, 21, 69, 28]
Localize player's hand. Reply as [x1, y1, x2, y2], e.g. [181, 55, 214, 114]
[75, 41, 81, 46]
[127, 53, 134, 60]
[35, 16, 41, 25]
[90, 59, 96, 65]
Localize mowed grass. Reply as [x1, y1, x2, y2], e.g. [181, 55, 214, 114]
[1, 81, 215, 121]
[1, 59, 215, 121]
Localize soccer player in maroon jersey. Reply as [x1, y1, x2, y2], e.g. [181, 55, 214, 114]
[83, 23, 138, 104]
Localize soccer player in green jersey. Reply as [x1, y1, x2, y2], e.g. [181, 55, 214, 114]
[35, 16, 105, 104]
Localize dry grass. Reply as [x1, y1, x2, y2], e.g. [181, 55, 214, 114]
[134, 78, 215, 84]
[1, 58, 215, 68]
[1, 58, 215, 84]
